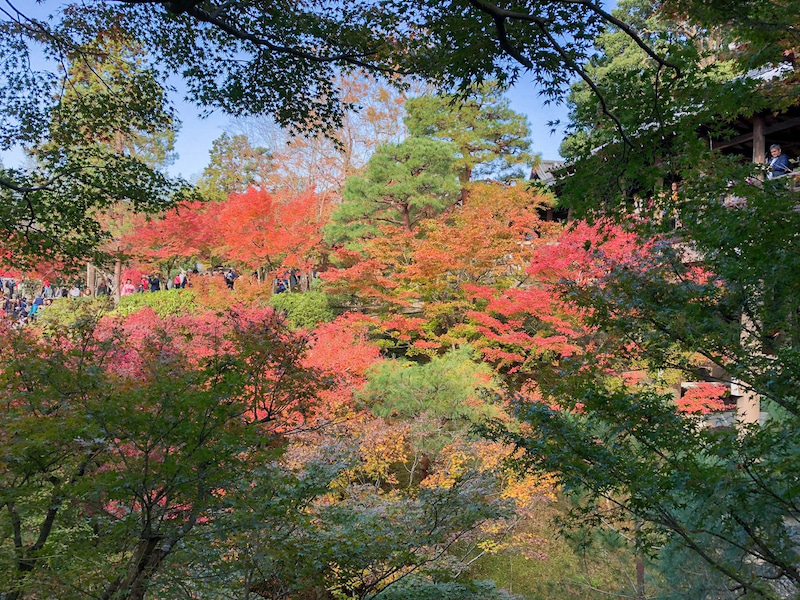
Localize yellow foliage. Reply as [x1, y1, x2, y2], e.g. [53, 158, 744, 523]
[357, 424, 408, 481]
[477, 539, 502, 554]
[420, 439, 558, 504]
[502, 471, 558, 505]
[420, 448, 472, 489]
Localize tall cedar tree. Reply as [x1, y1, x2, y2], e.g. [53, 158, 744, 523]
[195, 133, 273, 201]
[0, 33, 184, 269]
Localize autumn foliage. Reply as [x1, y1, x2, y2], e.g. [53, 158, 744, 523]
[122, 188, 328, 277]
[3, 165, 733, 600]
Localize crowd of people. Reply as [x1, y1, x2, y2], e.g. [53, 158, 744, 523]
[1, 277, 82, 327]
[1, 264, 316, 328]
[121, 271, 190, 296]
[1, 269, 194, 328]
[274, 268, 307, 294]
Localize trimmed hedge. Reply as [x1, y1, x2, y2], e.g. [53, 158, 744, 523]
[113, 289, 198, 318]
[268, 290, 334, 329]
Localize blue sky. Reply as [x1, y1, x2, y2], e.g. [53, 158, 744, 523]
[168, 81, 569, 181]
[2, 1, 570, 179]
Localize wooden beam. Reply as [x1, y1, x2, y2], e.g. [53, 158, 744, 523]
[710, 132, 753, 151]
[764, 116, 800, 135]
[709, 117, 800, 152]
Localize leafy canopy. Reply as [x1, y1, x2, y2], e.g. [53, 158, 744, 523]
[0, 32, 186, 269]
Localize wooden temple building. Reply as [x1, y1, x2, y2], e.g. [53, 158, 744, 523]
[706, 103, 800, 177]
[700, 96, 800, 425]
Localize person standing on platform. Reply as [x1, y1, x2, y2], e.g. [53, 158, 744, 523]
[768, 144, 792, 179]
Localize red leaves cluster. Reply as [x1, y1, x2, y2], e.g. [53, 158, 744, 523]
[93, 306, 382, 425]
[677, 382, 728, 414]
[304, 313, 383, 417]
[215, 188, 326, 270]
[123, 188, 329, 274]
[124, 200, 214, 265]
[464, 283, 585, 370]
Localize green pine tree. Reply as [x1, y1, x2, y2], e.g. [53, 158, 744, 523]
[326, 136, 460, 245]
[405, 81, 535, 185]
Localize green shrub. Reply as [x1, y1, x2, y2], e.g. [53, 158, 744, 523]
[268, 290, 334, 329]
[368, 577, 523, 600]
[35, 296, 114, 330]
[113, 289, 198, 318]
[362, 347, 502, 423]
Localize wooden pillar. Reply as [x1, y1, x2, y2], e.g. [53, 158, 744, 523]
[725, 116, 766, 425]
[86, 262, 96, 294]
[733, 310, 761, 425]
[113, 259, 122, 304]
[734, 383, 760, 425]
[753, 116, 765, 164]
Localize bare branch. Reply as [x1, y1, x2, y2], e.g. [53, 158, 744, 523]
[533, 22, 634, 148]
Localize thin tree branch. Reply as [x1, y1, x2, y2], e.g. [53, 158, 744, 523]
[112, 0, 389, 71]
[560, 0, 682, 75]
[535, 23, 635, 148]
[467, 0, 539, 69]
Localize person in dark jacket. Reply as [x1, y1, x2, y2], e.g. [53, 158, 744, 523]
[768, 144, 792, 179]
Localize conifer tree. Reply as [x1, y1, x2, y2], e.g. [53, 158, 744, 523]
[405, 81, 534, 184]
[195, 133, 272, 201]
[326, 136, 460, 244]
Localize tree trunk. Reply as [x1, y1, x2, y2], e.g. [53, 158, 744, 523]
[459, 166, 471, 206]
[403, 205, 412, 231]
[634, 520, 645, 600]
[114, 258, 122, 304]
[101, 535, 168, 600]
[86, 262, 96, 294]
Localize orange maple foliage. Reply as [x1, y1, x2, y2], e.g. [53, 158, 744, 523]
[213, 188, 328, 272]
[123, 199, 215, 269]
[677, 382, 728, 414]
[303, 314, 383, 419]
[322, 182, 563, 354]
[324, 182, 557, 305]
[0, 246, 73, 283]
[459, 218, 661, 375]
[122, 188, 328, 280]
